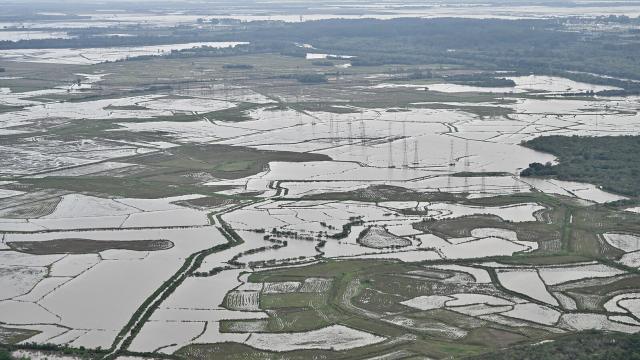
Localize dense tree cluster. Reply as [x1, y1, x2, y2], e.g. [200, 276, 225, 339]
[521, 135, 640, 196]
[294, 73, 328, 83]
[12, 17, 636, 89]
[521, 162, 557, 177]
[330, 216, 364, 239]
[222, 64, 254, 69]
[447, 73, 516, 87]
[276, 73, 329, 83]
[152, 18, 640, 90]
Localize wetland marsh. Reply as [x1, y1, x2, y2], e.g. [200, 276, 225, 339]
[1, 2, 640, 359]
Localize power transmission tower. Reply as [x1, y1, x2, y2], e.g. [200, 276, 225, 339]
[360, 110, 366, 146]
[223, 72, 229, 101]
[329, 113, 335, 144]
[295, 91, 302, 126]
[402, 122, 408, 168]
[312, 119, 317, 138]
[447, 140, 455, 189]
[360, 117, 368, 162]
[464, 140, 470, 192]
[387, 122, 394, 168]
[464, 141, 470, 168]
[449, 140, 455, 167]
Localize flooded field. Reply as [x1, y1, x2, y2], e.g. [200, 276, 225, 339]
[1, 8, 640, 359]
[2, 61, 639, 356]
[2, 1, 640, 31]
[0, 42, 247, 65]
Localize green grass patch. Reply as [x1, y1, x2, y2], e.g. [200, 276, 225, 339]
[260, 292, 328, 309]
[129, 144, 331, 180]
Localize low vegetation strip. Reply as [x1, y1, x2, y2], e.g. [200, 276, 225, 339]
[7, 239, 174, 255]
